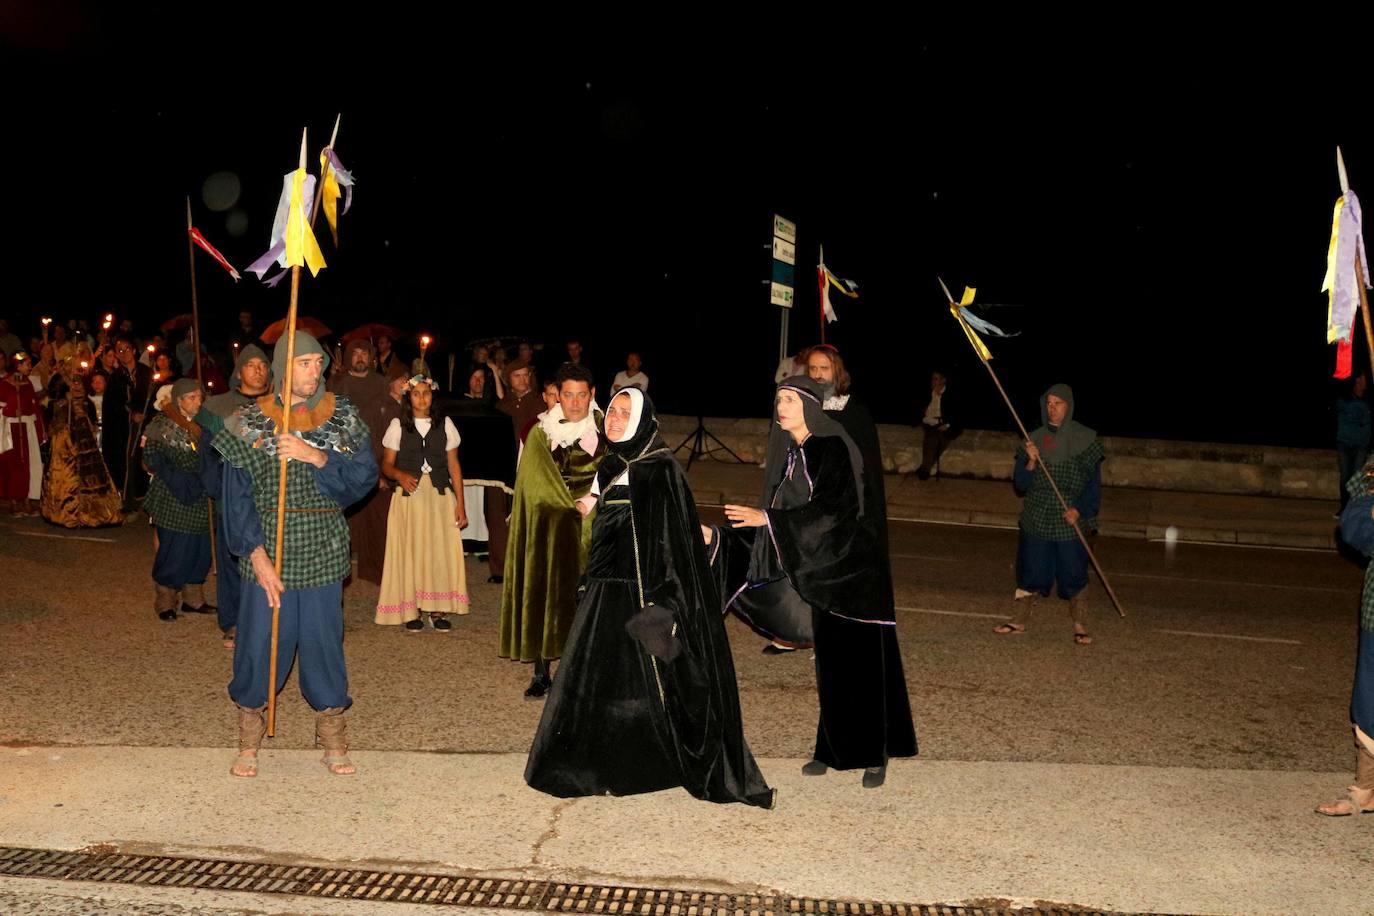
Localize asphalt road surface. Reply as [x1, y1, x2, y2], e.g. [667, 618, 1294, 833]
[0, 509, 1361, 775]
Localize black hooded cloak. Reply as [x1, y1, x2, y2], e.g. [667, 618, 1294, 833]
[525, 389, 774, 807]
[712, 376, 917, 771]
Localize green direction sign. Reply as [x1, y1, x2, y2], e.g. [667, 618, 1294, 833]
[770, 281, 794, 308]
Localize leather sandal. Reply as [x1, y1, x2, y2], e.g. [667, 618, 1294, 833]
[1316, 787, 1374, 816]
[316, 707, 356, 775]
[230, 705, 266, 778]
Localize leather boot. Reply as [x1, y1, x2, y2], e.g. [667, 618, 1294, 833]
[230, 705, 266, 777]
[155, 584, 179, 621]
[315, 707, 355, 775]
[180, 582, 216, 615]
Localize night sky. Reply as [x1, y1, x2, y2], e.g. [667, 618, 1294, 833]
[2, 26, 1364, 447]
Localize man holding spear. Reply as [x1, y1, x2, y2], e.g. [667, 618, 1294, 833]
[937, 279, 1125, 637]
[993, 384, 1104, 645]
[214, 331, 376, 776]
[216, 126, 374, 778]
[1318, 148, 1374, 817]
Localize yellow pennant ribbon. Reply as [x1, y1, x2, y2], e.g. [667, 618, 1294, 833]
[284, 168, 326, 276]
[320, 152, 342, 247]
[951, 286, 992, 361]
[825, 270, 859, 298]
[1323, 196, 1346, 344]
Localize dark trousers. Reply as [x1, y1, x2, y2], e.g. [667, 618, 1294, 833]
[485, 488, 510, 576]
[152, 527, 211, 590]
[1015, 531, 1088, 600]
[214, 512, 242, 633]
[919, 425, 955, 475]
[1338, 446, 1368, 510]
[228, 582, 350, 712]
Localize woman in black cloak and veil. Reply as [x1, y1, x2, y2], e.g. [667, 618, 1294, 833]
[715, 376, 917, 788]
[524, 388, 774, 808]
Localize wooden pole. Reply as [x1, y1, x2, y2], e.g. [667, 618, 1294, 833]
[817, 246, 826, 345]
[186, 199, 215, 571]
[185, 198, 203, 383]
[942, 286, 1127, 618]
[309, 113, 341, 227]
[267, 128, 309, 738]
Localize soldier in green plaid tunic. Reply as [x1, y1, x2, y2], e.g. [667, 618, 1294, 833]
[1318, 460, 1374, 815]
[993, 384, 1104, 645]
[143, 378, 214, 622]
[213, 332, 378, 778]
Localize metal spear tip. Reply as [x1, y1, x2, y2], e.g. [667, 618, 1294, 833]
[1338, 146, 1350, 195]
[299, 127, 309, 169]
[328, 113, 341, 149]
[937, 276, 956, 304]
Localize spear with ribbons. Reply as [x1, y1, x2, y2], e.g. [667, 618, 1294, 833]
[939, 277, 1125, 617]
[816, 244, 858, 343]
[1324, 147, 1373, 379]
[260, 128, 329, 736]
[312, 114, 353, 245]
[185, 197, 237, 572]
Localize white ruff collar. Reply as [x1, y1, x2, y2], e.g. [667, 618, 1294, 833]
[540, 402, 600, 450]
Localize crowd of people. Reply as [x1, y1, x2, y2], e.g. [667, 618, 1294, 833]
[0, 306, 1121, 801]
[23, 307, 1374, 818]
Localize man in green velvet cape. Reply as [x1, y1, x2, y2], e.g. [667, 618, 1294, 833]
[499, 363, 604, 698]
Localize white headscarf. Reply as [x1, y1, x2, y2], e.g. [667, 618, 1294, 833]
[607, 388, 643, 444]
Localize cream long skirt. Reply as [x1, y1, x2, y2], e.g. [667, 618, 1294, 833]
[375, 474, 470, 624]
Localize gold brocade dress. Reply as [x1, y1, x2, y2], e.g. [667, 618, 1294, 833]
[40, 396, 123, 528]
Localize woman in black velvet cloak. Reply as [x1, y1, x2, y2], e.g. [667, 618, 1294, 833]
[524, 388, 774, 808]
[717, 376, 916, 788]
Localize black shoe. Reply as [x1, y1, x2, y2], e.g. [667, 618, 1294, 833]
[404, 618, 425, 631]
[801, 759, 828, 776]
[180, 603, 216, 615]
[486, 574, 503, 584]
[430, 613, 452, 631]
[157, 609, 178, 622]
[915, 468, 931, 481]
[523, 675, 553, 700]
[862, 764, 887, 789]
[762, 643, 796, 655]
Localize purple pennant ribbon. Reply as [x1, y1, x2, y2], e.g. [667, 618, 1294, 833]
[1329, 190, 1371, 344]
[324, 149, 354, 215]
[247, 171, 318, 284]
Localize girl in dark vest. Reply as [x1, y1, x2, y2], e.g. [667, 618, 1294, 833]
[376, 375, 469, 630]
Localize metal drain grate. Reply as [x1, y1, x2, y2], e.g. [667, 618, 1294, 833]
[0, 846, 1183, 915]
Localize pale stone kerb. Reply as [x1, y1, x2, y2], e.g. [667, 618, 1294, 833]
[656, 415, 1341, 499]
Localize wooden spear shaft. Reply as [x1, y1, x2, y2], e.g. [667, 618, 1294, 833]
[945, 294, 1127, 618]
[1356, 252, 1374, 376]
[310, 113, 341, 227]
[186, 197, 215, 571]
[267, 128, 309, 737]
[185, 198, 202, 382]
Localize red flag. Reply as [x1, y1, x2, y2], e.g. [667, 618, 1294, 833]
[188, 227, 241, 281]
